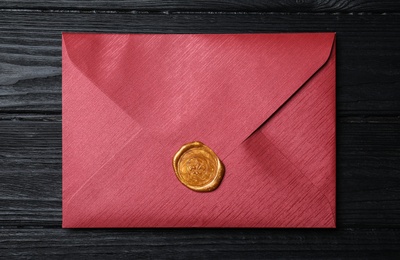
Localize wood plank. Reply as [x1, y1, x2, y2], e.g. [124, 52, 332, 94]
[0, 2, 398, 258]
[0, 12, 399, 118]
[0, 0, 400, 13]
[0, 120, 399, 227]
[336, 118, 400, 227]
[0, 228, 399, 258]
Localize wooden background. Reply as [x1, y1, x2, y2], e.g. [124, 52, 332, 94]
[0, 0, 399, 258]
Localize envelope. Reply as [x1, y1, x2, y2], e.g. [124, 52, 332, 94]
[62, 33, 336, 228]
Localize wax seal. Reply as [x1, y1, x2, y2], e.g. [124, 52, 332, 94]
[173, 141, 224, 192]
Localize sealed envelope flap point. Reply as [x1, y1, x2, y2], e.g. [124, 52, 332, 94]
[62, 33, 336, 228]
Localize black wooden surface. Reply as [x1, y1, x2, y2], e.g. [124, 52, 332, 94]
[0, 0, 399, 259]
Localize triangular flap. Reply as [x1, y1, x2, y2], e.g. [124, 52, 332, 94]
[62, 36, 142, 200]
[63, 33, 335, 158]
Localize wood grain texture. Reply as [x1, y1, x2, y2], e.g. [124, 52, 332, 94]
[0, 0, 400, 13]
[0, 4, 399, 259]
[0, 228, 399, 259]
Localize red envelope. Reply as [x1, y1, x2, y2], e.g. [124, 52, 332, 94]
[62, 33, 336, 228]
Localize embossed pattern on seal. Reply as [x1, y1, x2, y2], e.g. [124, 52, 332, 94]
[173, 142, 224, 192]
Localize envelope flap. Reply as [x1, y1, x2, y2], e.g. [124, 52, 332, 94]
[63, 33, 335, 158]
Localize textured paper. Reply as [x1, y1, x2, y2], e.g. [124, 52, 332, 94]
[62, 33, 336, 228]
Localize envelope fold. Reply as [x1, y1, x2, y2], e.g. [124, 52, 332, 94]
[63, 33, 335, 158]
[222, 130, 335, 227]
[64, 128, 334, 228]
[260, 39, 336, 217]
[62, 36, 142, 203]
[62, 33, 336, 228]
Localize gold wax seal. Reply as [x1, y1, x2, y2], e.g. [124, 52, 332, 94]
[173, 141, 224, 192]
